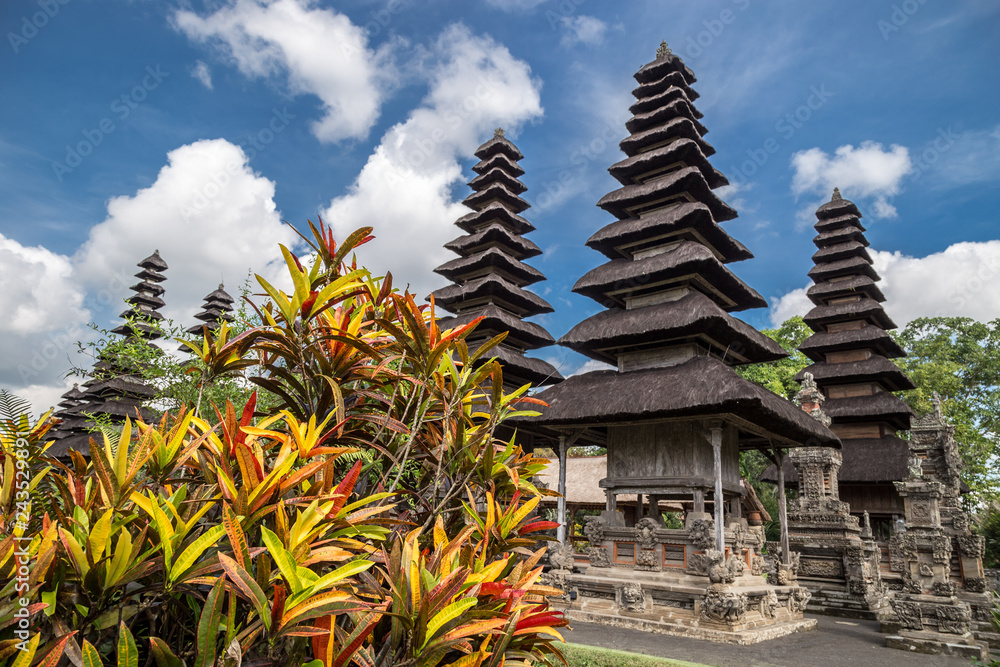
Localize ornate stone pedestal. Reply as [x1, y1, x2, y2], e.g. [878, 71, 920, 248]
[550, 513, 816, 644]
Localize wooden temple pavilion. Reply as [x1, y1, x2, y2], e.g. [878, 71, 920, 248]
[514, 42, 839, 643]
[431, 129, 563, 389]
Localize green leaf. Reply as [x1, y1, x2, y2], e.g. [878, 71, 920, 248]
[194, 578, 225, 667]
[116, 622, 138, 667]
[148, 638, 184, 667]
[260, 526, 301, 592]
[170, 524, 225, 583]
[81, 641, 104, 667]
[219, 552, 271, 632]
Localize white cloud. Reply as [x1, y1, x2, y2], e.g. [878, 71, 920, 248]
[174, 0, 393, 142]
[0, 234, 88, 335]
[569, 358, 614, 376]
[559, 16, 608, 48]
[790, 141, 912, 222]
[191, 60, 213, 89]
[323, 23, 543, 301]
[74, 139, 298, 326]
[484, 0, 546, 12]
[770, 241, 1000, 327]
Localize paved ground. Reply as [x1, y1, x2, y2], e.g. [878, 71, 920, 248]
[563, 615, 974, 667]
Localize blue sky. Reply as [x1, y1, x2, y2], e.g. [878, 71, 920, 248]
[2, 0, 999, 412]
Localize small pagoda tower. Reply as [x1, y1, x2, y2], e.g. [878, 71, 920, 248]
[793, 190, 915, 533]
[47, 252, 165, 457]
[180, 284, 236, 352]
[515, 42, 839, 643]
[430, 128, 563, 391]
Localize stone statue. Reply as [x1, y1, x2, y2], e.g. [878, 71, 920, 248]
[547, 543, 576, 571]
[634, 517, 659, 549]
[702, 588, 748, 623]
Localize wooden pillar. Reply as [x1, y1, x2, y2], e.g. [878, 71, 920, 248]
[775, 446, 790, 565]
[693, 489, 705, 514]
[637, 493, 644, 520]
[557, 435, 568, 544]
[710, 423, 724, 551]
[649, 494, 660, 522]
[605, 489, 613, 512]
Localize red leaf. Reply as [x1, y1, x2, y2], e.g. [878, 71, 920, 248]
[235, 391, 258, 449]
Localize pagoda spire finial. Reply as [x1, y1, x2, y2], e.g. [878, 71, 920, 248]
[656, 40, 672, 59]
[494, 127, 505, 139]
[831, 187, 842, 201]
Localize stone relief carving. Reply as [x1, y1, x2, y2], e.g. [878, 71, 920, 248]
[919, 563, 934, 578]
[689, 518, 715, 549]
[759, 590, 778, 619]
[547, 543, 575, 571]
[800, 559, 842, 578]
[892, 600, 923, 630]
[706, 549, 744, 584]
[730, 522, 748, 551]
[701, 588, 748, 623]
[932, 535, 952, 563]
[634, 517, 659, 549]
[767, 552, 800, 586]
[952, 512, 971, 532]
[936, 605, 970, 634]
[965, 577, 988, 593]
[958, 534, 985, 559]
[617, 583, 645, 613]
[587, 546, 610, 568]
[583, 517, 604, 545]
[538, 571, 570, 602]
[688, 552, 709, 577]
[635, 549, 661, 572]
[750, 554, 767, 577]
[786, 587, 811, 613]
[932, 581, 956, 597]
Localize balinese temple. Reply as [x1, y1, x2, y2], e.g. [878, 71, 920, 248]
[518, 43, 839, 643]
[431, 129, 563, 392]
[46, 252, 165, 457]
[180, 284, 236, 352]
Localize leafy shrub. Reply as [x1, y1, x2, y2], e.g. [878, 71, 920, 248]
[1, 223, 566, 666]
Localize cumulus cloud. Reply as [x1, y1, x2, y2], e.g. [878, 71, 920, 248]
[790, 141, 912, 222]
[0, 234, 88, 335]
[323, 23, 543, 300]
[559, 16, 609, 48]
[191, 60, 213, 89]
[174, 0, 393, 142]
[770, 241, 1000, 327]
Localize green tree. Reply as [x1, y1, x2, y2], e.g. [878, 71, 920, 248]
[735, 316, 811, 399]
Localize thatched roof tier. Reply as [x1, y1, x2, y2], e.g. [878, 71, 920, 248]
[807, 255, 879, 282]
[517, 356, 840, 448]
[455, 202, 535, 236]
[619, 118, 716, 158]
[433, 247, 544, 286]
[473, 133, 523, 161]
[824, 393, 915, 429]
[57, 384, 85, 404]
[438, 304, 556, 351]
[811, 241, 872, 264]
[431, 274, 554, 317]
[634, 48, 697, 85]
[204, 287, 235, 304]
[462, 183, 530, 214]
[126, 292, 166, 309]
[572, 241, 767, 311]
[83, 376, 157, 399]
[597, 166, 737, 222]
[813, 226, 869, 248]
[799, 327, 905, 361]
[816, 189, 862, 219]
[626, 98, 707, 135]
[586, 202, 752, 263]
[795, 357, 915, 391]
[762, 435, 910, 484]
[445, 224, 542, 260]
[607, 139, 727, 189]
[192, 309, 235, 324]
[806, 275, 885, 304]
[472, 152, 524, 177]
[467, 167, 527, 195]
[558, 291, 787, 365]
[631, 70, 699, 102]
[814, 213, 866, 233]
[129, 281, 165, 296]
[471, 342, 563, 386]
[134, 268, 167, 282]
[111, 322, 161, 338]
[139, 250, 168, 271]
[803, 298, 897, 330]
[629, 84, 697, 115]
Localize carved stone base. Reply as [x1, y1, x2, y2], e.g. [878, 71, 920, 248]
[884, 630, 988, 661]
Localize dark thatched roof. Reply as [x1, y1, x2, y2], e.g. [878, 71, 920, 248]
[795, 356, 916, 391]
[812, 241, 872, 264]
[514, 356, 840, 448]
[629, 84, 696, 116]
[824, 393, 914, 429]
[626, 98, 707, 135]
[631, 71, 699, 102]
[445, 224, 541, 260]
[816, 193, 861, 220]
[799, 327, 905, 361]
[471, 341, 563, 386]
[804, 298, 897, 331]
[467, 167, 526, 195]
[607, 139, 727, 189]
[462, 183, 530, 214]
[572, 241, 767, 311]
[597, 166, 736, 223]
[620, 117, 716, 158]
[472, 152, 524, 177]
[139, 250, 168, 271]
[762, 435, 910, 484]
[633, 52, 696, 86]
[126, 293, 166, 309]
[814, 213, 866, 233]
[813, 226, 869, 248]
[431, 274, 553, 317]
[808, 255, 879, 283]
[437, 304, 556, 351]
[558, 290, 787, 365]
[585, 201, 752, 263]
[474, 134, 523, 161]
[129, 281, 165, 296]
[806, 275, 885, 304]
[433, 247, 544, 286]
[455, 202, 534, 236]
[134, 268, 166, 282]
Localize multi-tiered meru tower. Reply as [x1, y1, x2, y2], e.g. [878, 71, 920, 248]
[180, 284, 236, 352]
[431, 129, 563, 392]
[517, 43, 839, 644]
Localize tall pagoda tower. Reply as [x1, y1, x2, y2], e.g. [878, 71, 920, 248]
[47, 252, 165, 457]
[794, 190, 915, 532]
[430, 129, 563, 391]
[180, 284, 235, 352]
[516, 43, 838, 643]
